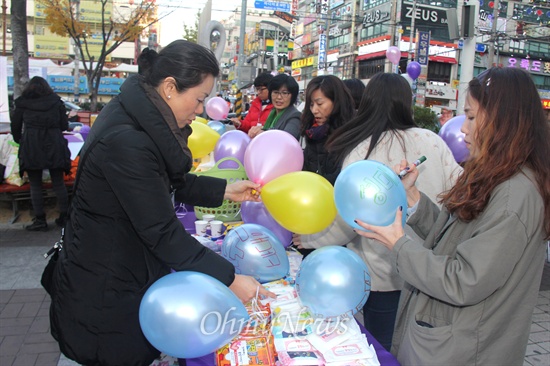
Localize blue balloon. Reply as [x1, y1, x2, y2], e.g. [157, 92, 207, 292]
[296, 246, 370, 319]
[221, 224, 290, 283]
[208, 120, 226, 135]
[334, 160, 407, 230]
[139, 271, 249, 358]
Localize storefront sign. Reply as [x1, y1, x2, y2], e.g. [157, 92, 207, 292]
[318, 34, 327, 70]
[292, 56, 315, 69]
[425, 82, 457, 100]
[417, 31, 430, 65]
[362, 5, 391, 26]
[507, 57, 550, 74]
[402, 1, 449, 26]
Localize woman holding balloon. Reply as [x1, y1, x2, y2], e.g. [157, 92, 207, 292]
[247, 73, 302, 140]
[356, 68, 550, 365]
[295, 72, 461, 350]
[47, 40, 274, 366]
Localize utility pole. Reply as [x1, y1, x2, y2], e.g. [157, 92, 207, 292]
[486, 0, 499, 68]
[72, 0, 80, 103]
[237, 0, 246, 89]
[2, 0, 7, 56]
[408, 0, 417, 62]
[457, 1, 479, 114]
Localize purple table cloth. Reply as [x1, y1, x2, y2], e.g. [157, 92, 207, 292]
[183, 320, 400, 366]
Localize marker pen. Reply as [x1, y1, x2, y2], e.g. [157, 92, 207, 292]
[398, 156, 427, 179]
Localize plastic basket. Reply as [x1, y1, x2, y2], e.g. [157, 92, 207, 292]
[193, 157, 248, 222]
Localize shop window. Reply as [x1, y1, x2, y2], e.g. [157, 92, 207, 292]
[427, 62, 451, 83]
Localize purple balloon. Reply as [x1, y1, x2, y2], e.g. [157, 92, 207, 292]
[214, 130, 251, 169]
[206, 97, 230, 120]
[439, 115, 470, 163]
[406, 61, 421, 80]
[244, 130, 304, 185]
[241, 201, 292, 248]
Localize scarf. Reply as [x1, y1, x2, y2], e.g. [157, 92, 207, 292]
[263, 108, 285, 131]
[305, 123, 330, 141]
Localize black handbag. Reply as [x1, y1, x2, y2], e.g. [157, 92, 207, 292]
[41, 229, 64, 295]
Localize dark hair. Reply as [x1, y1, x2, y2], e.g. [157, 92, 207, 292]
[301, 75, 355, 135]
[343, 78, 365, 109]
[21, 76, 54, 99]
[268, 74, 299, 105]
[441, 67, 550, 237]
[137, 40, 219, 93]
[254, 72, 274, 88]
[326, 73, 416, 166]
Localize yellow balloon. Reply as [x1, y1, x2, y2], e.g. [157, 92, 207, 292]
[193, 116, 208, 124]
[262, 171, 337, 234]
[188, 122, 220, 159]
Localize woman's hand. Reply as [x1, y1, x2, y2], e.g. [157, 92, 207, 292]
[230, 118, 241, 129]
[224, 180, 261, 202]
[291, 233, 303, 249]
[354, 207, 405, 251]
[248, 125, 263, 139]
[229, 274, 277, 303]
[396, 159, 421, 208]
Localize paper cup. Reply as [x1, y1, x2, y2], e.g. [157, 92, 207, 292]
[210, 220, 224, 238]
[202, 214, 216, 223]
[195, 220, 209, 236]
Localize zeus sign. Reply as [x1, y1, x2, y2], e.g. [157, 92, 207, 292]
[402, 1, 449, 26]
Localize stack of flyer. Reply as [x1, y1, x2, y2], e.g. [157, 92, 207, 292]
[262, 279, 380, 366]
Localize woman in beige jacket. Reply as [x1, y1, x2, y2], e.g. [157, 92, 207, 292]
[295, 73, 461, 350]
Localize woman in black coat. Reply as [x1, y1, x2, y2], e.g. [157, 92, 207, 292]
[11, 76, 71, 231]
[49, 40, 274, 366]
[300, 75, 355, 185]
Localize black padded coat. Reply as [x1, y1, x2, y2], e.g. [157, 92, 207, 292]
[11, 93, 71, 174]
[49, 75, 235, 366]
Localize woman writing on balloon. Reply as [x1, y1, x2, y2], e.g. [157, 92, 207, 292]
[294, 72, 461, 350]
[47, 40, 275, 366]
[356, 67, 550, 365]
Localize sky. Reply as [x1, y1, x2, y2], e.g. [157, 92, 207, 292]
[157, 0, 246, 46]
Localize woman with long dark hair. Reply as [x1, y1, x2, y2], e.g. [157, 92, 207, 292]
[294, 73, 461, 350]
[356, 68, 550, 365]
[300, 75, 355, 184]
[11, 76, 71, 231]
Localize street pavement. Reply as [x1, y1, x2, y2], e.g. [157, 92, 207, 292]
[0, 220, 549, 366]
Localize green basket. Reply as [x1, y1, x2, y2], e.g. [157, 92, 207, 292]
[193, 157, 248, 222]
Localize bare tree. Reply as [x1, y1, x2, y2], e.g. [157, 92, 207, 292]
[11, 0, 29, 100]
[38, 0, 158, 112]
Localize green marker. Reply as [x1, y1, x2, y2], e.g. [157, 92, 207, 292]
[398, 156, 426, 179]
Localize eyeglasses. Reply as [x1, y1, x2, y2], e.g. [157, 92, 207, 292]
[272, 90, 291, 98]
[255, 87, 267, 93]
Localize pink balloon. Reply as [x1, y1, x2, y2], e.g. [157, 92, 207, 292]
[241, 201, 292, 248]
[214, 130, 251, 169]
[406, 61, 421, 80]
[386, 46, 401, 65]
[244, 130, 304, 186]
[206, 97, 230, 120]
[438, 115, 470, 163]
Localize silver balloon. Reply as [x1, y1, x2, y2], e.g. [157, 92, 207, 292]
[296, 246, 371, 319]
[139, 271, 249, 358]
[221, 224, 290, 283]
